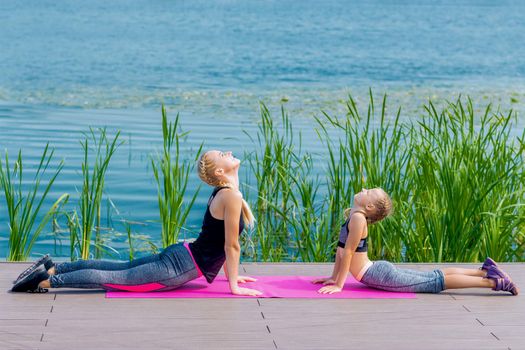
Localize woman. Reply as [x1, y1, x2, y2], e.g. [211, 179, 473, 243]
[12, 150, 262, 297]
[313, 188, 518, 296]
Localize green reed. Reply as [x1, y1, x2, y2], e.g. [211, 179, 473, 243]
[284, 156, 336, 262]
[245, 104, 307, 261]
[151, 105, 203, 248]
[408, 98, 525, 262]
[70, 128, 121, 260]
[0, 144, 68, 261]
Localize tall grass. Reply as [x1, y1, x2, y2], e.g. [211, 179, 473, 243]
[68, 128, 122, 260]
[151, 105, 203, 248]
[408, 98, 525, 262]
[0, 144, 68, 261]
[285, 156, 336, 262]
[245, 104, 307, 261]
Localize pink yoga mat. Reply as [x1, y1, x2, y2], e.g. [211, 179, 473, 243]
[106, 276, 416, 299]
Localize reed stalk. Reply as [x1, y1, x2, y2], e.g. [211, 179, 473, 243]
[245, 104, 304, 261]
[0, 144, 68, 261]
[151, 105, 203, 248]
[75, 128, 121, 260]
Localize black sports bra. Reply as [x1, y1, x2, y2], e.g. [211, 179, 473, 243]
[337, 216, 368, 252]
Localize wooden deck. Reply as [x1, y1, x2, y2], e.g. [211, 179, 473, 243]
[1, 262, 523, 350]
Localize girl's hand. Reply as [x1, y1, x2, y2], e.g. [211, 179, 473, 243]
[237, 275, 257, 283]
[312, 277, 336, 285]
[318, 285, 343, 294]
[231, 287, 263, 297]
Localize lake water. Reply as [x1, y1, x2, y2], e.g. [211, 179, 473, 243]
[1, 0, 524, 258]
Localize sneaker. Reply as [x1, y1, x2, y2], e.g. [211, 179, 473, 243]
[481, 257, 498, 271]
[486, 264, 511, 281]
[13, 254, 54, 284]
[11, 265, 50, 293]
[493, 277, 519, 296]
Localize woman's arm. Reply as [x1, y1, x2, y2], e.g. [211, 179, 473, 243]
[319, 215, 366, 294]
[222, 190, 261, 296]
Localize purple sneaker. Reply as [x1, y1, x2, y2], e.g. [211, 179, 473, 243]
[481, 257, 498, 271]
[493, 277, 519, 296]
[485, 263, 511, 281]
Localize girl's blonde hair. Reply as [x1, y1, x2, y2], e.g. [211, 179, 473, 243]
[344, 188, 393, 224]
[197, 151, 255, 228]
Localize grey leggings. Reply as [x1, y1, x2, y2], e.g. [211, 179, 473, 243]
[360, 261, 445, 293]
[50, 243, 199, 291]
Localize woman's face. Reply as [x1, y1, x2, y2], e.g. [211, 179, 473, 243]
[207, 150, 240, 174]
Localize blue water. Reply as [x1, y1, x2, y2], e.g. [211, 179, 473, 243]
[1, 0, 525, 259]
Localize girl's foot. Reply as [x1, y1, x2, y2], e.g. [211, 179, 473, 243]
[485, 260, 511, 280]
[493, 277, 519, 296]
[482, 258, 518, 295]
[13, 254, 54, 284]
[11, 265, 50, 293]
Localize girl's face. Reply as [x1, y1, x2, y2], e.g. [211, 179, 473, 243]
[354, 188, 384, 210]
[207, 150, 240, 175]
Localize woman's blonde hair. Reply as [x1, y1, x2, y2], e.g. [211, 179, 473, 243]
[344, 188, 393, 224]
[197, 151, 255, 228]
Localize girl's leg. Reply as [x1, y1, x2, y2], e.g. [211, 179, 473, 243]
[397, 267, 493, 290]
[360, 261, 445, 293]
[441, 267, 486, 277]
[444, 274, 494, 289]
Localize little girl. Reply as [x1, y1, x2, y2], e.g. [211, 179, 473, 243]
[313, 188, 518, 296]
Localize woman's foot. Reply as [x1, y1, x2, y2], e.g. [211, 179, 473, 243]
[11, 265, 50, 293]
[13, 254, 54, 284]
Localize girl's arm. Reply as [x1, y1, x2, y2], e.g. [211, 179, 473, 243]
[223, 190, 261, 296]
[312, 247, 343, 284]
[319, 214, 367, 294]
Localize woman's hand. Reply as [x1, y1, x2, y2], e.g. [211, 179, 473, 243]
[237, 275, 257, 283]
[231, 286, 263, 296]
[318, 285, 343, 294]
[311, 277, 336, 285]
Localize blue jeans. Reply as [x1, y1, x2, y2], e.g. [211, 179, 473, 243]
[360, 261, 445, 293]
[50, 243, 199, 291]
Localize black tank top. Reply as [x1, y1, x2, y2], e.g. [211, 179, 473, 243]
[189, 187, 245, 283]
